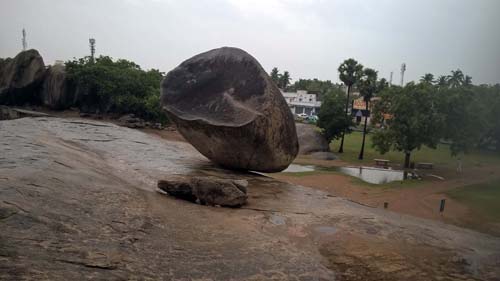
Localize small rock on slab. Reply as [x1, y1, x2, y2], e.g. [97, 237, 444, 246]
[158, 176, 248, 207]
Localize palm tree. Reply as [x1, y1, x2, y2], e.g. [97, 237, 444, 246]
[448, 69, 464, 88]
[437, 75, 448, 87]
[279, 71, 291, 90]
[420, 73, 435, 84]
[464, 75, 472, 87]
[378, 78, 389, 91]
[357, 68, 378, 160]
[337, 58, 363, 153]
[270, 67, 280, 86]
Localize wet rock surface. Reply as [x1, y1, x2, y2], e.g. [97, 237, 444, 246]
[161, 47, 299, 172]
[158, 176, 248, 207]
[1, 117, 499, 280]
[296, 123, 331, 154]
[0, 50, 46, 105]
[41, 64, 76, 109]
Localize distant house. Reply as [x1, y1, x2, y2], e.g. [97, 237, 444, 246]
[281, 90, 321, 116]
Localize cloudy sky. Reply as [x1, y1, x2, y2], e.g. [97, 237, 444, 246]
[1, 0, 499, 84]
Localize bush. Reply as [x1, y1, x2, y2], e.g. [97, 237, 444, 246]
[65, 56, 169, 124]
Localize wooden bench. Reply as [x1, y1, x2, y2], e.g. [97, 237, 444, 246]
[416, 162, 434, 169]
[374, 159, 390, 168]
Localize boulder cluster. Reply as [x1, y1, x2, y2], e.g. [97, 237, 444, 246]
[0, 49, 75, 110]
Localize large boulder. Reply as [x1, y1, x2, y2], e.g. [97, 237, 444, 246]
[40, 64, 76, 110]
[296, 123, 337, 160]
[296, 123, 330, 154]
[160, 47, 299, 172]
[0, 50, 46, 105]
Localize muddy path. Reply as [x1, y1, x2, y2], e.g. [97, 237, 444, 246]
[271, 164, 500, 236]
[1, 117, 499, 280]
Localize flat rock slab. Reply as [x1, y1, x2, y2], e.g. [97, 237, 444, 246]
[1, 117, 499, 280]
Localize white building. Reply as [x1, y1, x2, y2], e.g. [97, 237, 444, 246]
[281, 90, 321, 116]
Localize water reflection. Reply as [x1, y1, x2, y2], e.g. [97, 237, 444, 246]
[282, 164, 316, 173]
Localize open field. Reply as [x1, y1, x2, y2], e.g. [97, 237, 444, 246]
[272, 130, 500, 236]
[331, 131, 500, 168]
[447, 179, 500, 222]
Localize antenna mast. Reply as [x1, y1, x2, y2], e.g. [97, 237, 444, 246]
[400, 63, 406, 86]
[22, 28, 27, 51]
[89, 38, 96, 61]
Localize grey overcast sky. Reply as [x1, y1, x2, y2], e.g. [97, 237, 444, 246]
[1, 0, 499, 84]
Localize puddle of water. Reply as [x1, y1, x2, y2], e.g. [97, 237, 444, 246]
[269, 214, 286, 225]
[281, 164, 316, 173]
[339, 166, 414, 185]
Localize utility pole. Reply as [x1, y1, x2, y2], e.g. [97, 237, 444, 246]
[389, 71, 393, 87]
[89, 38, 96, 61]
[22, 28, 27, 51]
[400, 63, 406, 87]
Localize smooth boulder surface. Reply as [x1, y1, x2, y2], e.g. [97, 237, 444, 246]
[296, 123, 330, 154]
[40, 64, 76, 110]
[0, 49, 45, 105]
[160, 47, 298, 172]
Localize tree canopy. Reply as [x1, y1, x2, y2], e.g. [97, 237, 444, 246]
[65, 55, 168, 123]
[317, 87, 352, 143]
[372, 83, 445, 167]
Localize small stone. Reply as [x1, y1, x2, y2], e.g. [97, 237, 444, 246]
[191, 177, 247, 207]
[157, 176, 197, 202]
[157, 176, 248, 207]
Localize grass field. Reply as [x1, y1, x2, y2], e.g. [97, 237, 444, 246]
[446, 179, 500, 221]
[331, 131, 500, 168]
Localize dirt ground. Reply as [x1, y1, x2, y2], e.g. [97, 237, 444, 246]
[272, 155, 500, 237]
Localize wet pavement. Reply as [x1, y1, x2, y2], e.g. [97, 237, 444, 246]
[1, 117, 499, 280]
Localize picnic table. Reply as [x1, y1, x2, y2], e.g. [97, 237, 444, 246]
[374, 159, 390, 168]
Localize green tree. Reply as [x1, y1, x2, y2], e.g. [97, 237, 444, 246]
[420, 73, 435, 84]
[464, 75, 472, 87]
[279, 71, 291, 90]
[437, 75, 449, 87]
[372, 83, 444, 168]
[65, 55, 168, 123]
[357, 68, 378, 160]
[317, 88, 352, 144]
[337, 58, 364, 153]
[435, 85, 484, 156]
[270, 67, 280, 86]
[448, 69, 464, 88]
[290, 78, 341, 100]
[377, 78, 389, 92]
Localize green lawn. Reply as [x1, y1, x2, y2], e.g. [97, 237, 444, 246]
[331, 131, 500, 168]
[446, 179, 500, 221]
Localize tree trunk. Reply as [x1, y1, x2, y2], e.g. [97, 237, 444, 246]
[358, 100, 369, 160]
[338, 85, 351, 153]
[404, 152, 411, 169]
